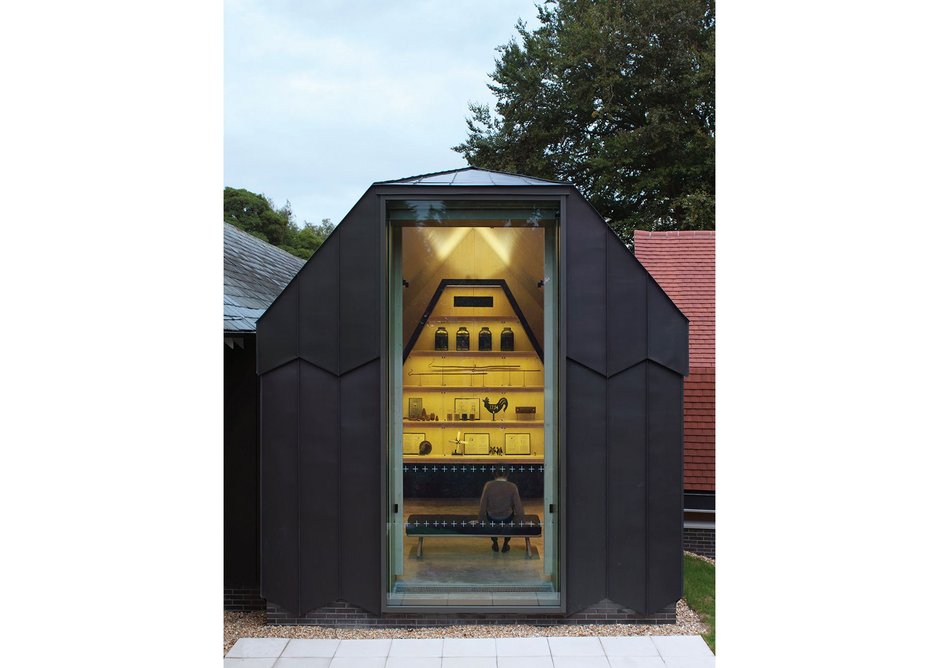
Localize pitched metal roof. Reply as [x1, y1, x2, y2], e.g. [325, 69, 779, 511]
[224, 223, 305, 332]
[376, 166, 568, 187]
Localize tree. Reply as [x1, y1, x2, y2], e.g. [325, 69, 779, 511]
[453, 0, 715, 243]
[224, 186, 335, 259]
[224, 187, 292, 246]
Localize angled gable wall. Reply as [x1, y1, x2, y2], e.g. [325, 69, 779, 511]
[564, 191, 688, 614]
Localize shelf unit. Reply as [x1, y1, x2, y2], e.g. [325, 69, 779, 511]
[403, 420, 544, 428]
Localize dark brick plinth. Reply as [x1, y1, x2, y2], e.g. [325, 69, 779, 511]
[266, 599, 676, 627]
[683, 526, 715, 559]
[225, 586, 266, 611]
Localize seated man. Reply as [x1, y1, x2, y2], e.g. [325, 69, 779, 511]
[478, 471, 525, 553]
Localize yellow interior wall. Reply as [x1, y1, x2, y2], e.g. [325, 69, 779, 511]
[402, 237, 545, 462]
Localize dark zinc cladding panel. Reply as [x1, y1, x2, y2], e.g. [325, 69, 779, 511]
[645, 363, 684, 612]
[647, 280, 689, 376]
[565, 360, 607, 613]
[606, 233, 648, 376]
[298, 361, 340, 613]
[298, 233, 340, 375]
[257, 280, 299, 375]
[339, 194, 381, 374]
[606, 363, 647, 613]
[339, 359, 382, 613]
[259, 361, 300, 614]
[565, 194, 606, 376]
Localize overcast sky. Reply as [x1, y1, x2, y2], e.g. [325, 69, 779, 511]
[225, 0, 543, 227]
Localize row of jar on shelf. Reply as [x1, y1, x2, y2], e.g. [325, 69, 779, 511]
[434, 326, 514, 352]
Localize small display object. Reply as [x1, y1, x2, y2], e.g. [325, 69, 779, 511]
[463, 433, 491, 455]
[516, 406, 537, 420]
[453, 398, 480, 421]
[504, 433, 532, 455]
[456, 326, 470, 351]
[419, 440, 433, 456]
[483, 396, 509, 420]
[478, 326, 492, 351]
[434, 326, 448, 351]
[500, 326, 515, 351]
[408, 397, 423, 420]
[403, 433, 425, 455]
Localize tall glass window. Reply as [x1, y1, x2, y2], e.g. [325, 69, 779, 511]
[386, 200, 560, 608]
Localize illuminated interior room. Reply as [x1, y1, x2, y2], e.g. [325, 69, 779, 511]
[387, 201, 559, 606]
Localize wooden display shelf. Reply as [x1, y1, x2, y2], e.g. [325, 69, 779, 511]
[407, 350, 539, 358]
[403, 385, 544, 392]
[425, 315, 520, 323]
[403, 456, 544, 465]
[403, 420, 543, 428]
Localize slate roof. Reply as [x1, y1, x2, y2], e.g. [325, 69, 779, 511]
[634, 230, 715, 492]
[224, 223, 305, 333]
[376, 166, 568, 187]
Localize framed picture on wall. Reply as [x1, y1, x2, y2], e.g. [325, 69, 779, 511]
[463, 432, 490, 455]
[504, 433, 531, 455]
[403, 433, 425, 455]
[453, 398, 480, 421]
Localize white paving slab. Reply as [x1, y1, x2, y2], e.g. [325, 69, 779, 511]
[386, 657, 442, 668]
[495, 637, 551, 656]
[600, 636, 661, 657]
[443, 657, 498, 668]
[496, 656, 553, 668]
[389, 638, 444, 657]
[651, 636, 713, 657]
[553, 656, 611, 668]
[548, 636, 605, 656]
[442, 638, 498, 657]
[327, 658, 385, 668]
[227, 638, 290, 658]
[281, 639, 340, 658]
[272, 659, 330, 668]
[224, 660, 277, 668]
[662, 657, 716, 668]
[332, 638, 392, 658]
[607, 658, 667, 668]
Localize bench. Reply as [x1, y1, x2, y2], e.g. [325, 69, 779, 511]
[405, 513, 543, 559]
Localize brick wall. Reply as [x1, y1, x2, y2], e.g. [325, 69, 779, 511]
[225, 586, 266, 611]
[267, 599, 676, 627]
[683, 527, 715, 559]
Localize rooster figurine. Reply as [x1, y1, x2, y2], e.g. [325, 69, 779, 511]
[483, 396, 509, 421]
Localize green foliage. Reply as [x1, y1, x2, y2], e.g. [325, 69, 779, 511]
[224, 186, 335, 259]
[684, 553, 716, 653]
[454, 0, 715, 243]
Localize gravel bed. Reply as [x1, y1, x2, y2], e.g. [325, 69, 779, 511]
[684, 550, 716, 566]
[224, 600, 706, 655]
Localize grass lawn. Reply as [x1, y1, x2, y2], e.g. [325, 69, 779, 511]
[684, 553, 715, 653]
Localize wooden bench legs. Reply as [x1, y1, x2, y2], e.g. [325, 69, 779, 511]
[414, 535, 533, 559]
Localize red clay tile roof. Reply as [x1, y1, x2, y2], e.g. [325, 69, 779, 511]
[634, 230, 714, 369]
[635, 230, 715, 492]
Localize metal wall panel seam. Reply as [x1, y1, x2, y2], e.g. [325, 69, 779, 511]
[336, 230, 343, 604]
[296, 278, 301, 612]
[644, 280, 651, 612]
[603, 214, 610, 606]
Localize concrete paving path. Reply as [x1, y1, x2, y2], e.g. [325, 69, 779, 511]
[225, 635, 715, 667]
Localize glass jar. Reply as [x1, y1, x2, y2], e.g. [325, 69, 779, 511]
[478, 326, 492, 351]
[500, 326, 515, 351]
[456, 326, 470, 351]
[434, 326, 448, 351]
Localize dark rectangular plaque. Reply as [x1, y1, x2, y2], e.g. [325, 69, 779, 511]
[454, 296, 493, 308]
